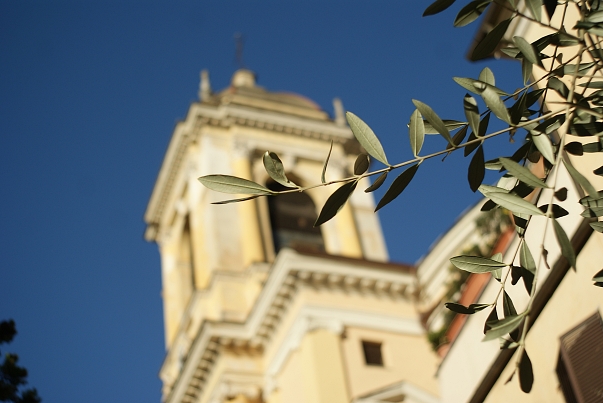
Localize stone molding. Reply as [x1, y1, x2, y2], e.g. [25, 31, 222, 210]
[162, 249, 417, 403]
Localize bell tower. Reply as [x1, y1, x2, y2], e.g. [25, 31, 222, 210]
[145, 70, 438, 403]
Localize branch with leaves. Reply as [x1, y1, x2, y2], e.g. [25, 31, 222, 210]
[199, 0, 603, 394]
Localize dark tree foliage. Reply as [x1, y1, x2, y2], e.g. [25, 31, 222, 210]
[0, 320, 41, 403]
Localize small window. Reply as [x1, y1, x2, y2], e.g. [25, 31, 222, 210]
[362, 341, 383, 366]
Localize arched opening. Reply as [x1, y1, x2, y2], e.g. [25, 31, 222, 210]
[266, 180, 325, 254]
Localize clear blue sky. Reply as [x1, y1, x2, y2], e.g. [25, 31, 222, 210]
[0, 2, 520, 402]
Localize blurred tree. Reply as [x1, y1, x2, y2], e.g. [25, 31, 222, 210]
[0, 320, 41, 403]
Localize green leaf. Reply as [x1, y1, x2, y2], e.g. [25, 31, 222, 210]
[582, 207, 603, 217]
[538, 203, 569, 218]
[471, 18, 513, 61]
[563, 158, 598, 197]
[365, 172, 387, 193]
[513, 36, 543, 66]
[499, 157, 548, 188]
[484, 307, 499, 334]
[346, 112, 389, 166]
[520, 241, 537, 274]
[412, 100, 453, 145]
[211, 195, 261, 205]
[548, 77, 569, 98]
[480, 188, 545, 216]
[450, 255, 507, 273]
[578, 81, 603, 89]
[555, 187, 568, 201]
[483, 313, 526, 341]
[519, 349, 534, 393]
[509, 91, 528, 125]
[445, 302, 490, 314]
[375, 164, 419, 211]
[593, 268, 603, 282]
[590, 222, 603, 232]
[447, 125, 469, 150]
[455, 0, 491, 27]
[263, 151, 297, 188]
[479, 67, 495, 86]
[564, 142, 584, 156]
[521, 58, 533, 86]
[198, 175, 273, 195]
[480, 85, 512, 124]
[354, 154, 370, 175]
[468, 145, 485, 192]
[409, 109, 425, 157]
[531, 133, 555, 165]
[544, 0, 556, 19]
[503, 291, 518, 317]
[453, 77, 507, 96]
[525, 0, 542, 22]
[423, 119, 467, 134]
[464, 94, 480, 135]
[314, 180, 358, 226]
[423, 0, 456, 16]
[552, 218, 576, 270]
[321, 140, 333, 184]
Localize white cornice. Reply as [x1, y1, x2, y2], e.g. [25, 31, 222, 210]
[162, 249, 417, 403]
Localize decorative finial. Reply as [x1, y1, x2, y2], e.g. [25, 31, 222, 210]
[234, 32, 245, 69]
[199, 69, 212, 102]
[333, 98, 345, 126]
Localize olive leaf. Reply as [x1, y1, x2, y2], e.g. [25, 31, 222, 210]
[375, 164, 420, 211]
[423, 0, 456, 16]
[479, 187, 544, 216]
[499, 157, 548, 188]
[552, 218, 576, 270]
[314, 180, 358, 226]
[468, 144, 485, 192]
[472, 18, 513, 60]
[321, 140, 334, 184]
[479, 67, 495, 86]
[464, 94, 480, 135]
[346, 112, 389, 166]
[212, 195, 261, 205]
[409, 109, 425, 157]
[445, 302, 490, 314]
[450, 255, 507, 273]
[263, 151, 297, 188]
[354, 154, 370, 175]
[590, 222, 603, 232]
[412, 100, 454, 146]
[513, 36, 543, 66]
[503, 291, 518, 317]
[519, 349, 534, 393]
[520, 241, 537, 274]
[563, 158, 598, 197]
[526, 0, 542, 22]
[479, 84, 512, 124]
[198, 175, 273, 195]
[531, 133, 555, 165]
[365, 172, 388, 193]
[483, 313, 527, 341]
[455, 0, 492, 28]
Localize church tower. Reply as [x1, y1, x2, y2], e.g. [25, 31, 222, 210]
[145, 70, 440, 403]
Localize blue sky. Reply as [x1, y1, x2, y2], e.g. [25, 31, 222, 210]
[0, 2, 521, 402]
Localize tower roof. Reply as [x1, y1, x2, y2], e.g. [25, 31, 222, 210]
[205, 69, 329, 121]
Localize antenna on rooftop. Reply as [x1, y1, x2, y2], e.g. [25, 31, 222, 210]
[234, 32, 246, 69]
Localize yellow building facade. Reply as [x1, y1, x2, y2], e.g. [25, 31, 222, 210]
[145, 69, 440, 403]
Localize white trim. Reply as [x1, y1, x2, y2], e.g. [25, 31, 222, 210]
[352, 380, 440, 403]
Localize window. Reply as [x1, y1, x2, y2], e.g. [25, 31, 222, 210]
[362, 341, 384, 366]
[556, 312, 603, 403]
[266, 180, 325, 253]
